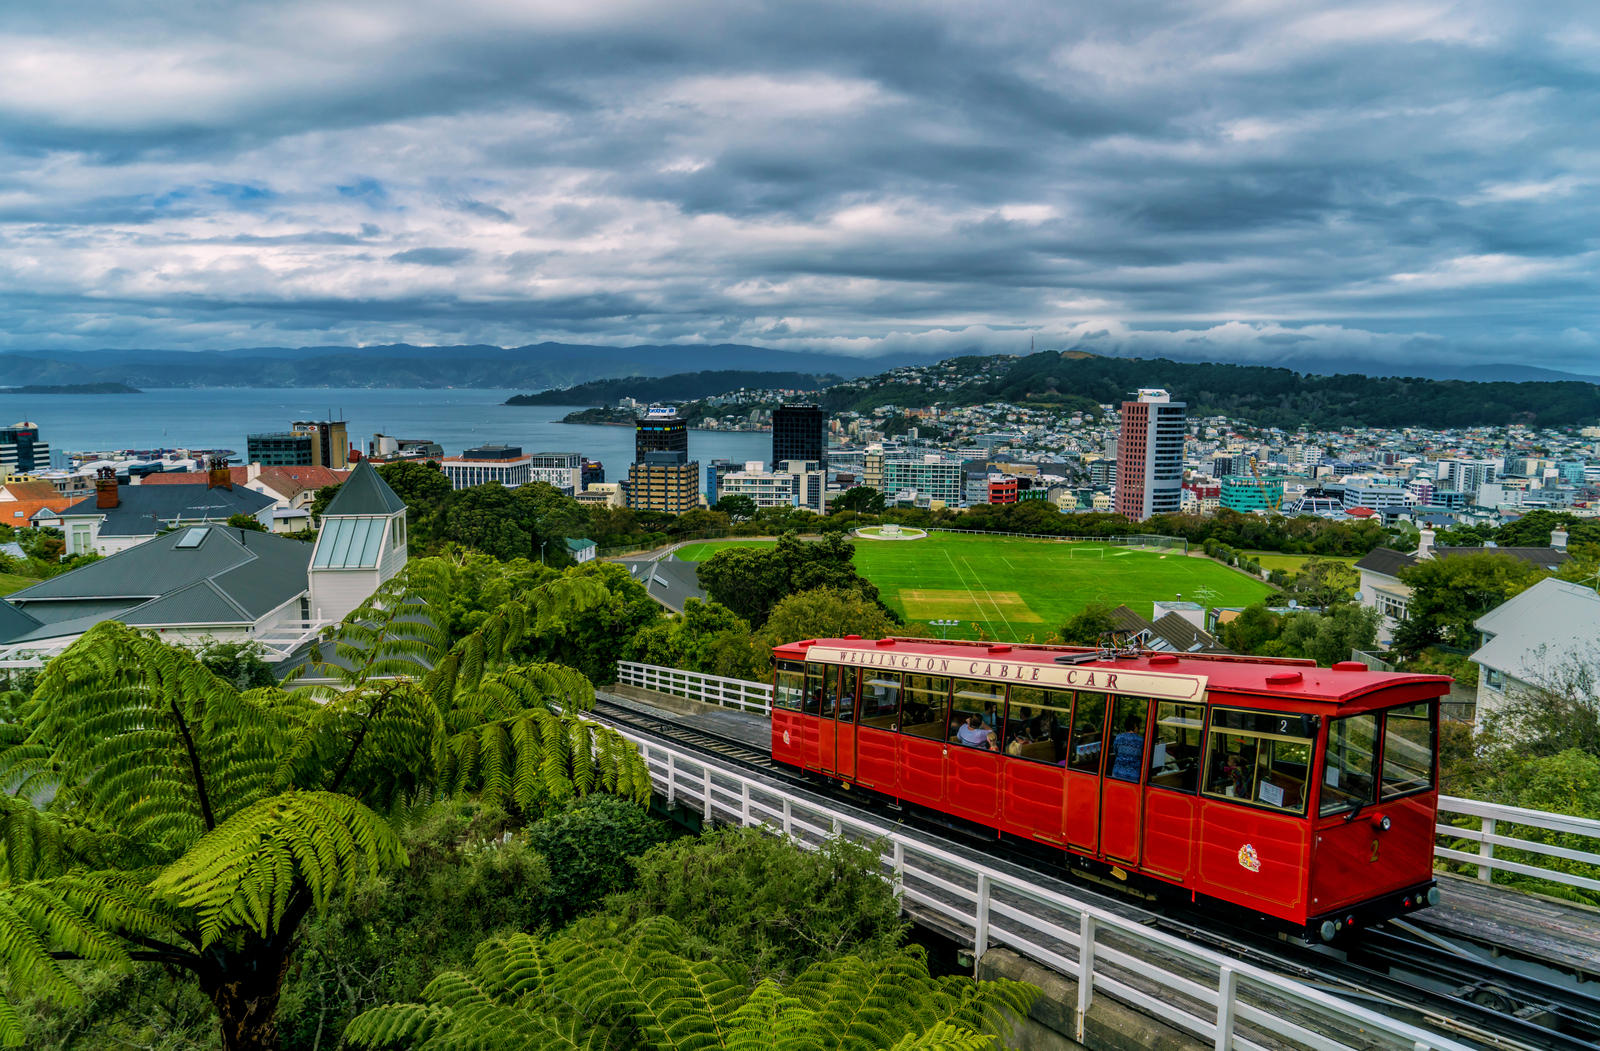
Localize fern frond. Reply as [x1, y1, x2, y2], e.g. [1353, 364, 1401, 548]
[152, 791, 405, 945]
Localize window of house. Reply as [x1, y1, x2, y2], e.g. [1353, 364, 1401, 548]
[1202, 708, 1316, 815]
[1484, 668, 1505, 691]
[899, 674, 950, 740]
[1319, 713, 1378, 816]
[1380, 702, 1435, 800]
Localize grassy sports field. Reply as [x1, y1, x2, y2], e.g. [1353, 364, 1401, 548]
[675, 533, 1273, 641]
[1243, 551, 1358, 574]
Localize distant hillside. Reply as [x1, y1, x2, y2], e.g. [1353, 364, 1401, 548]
[0, 382, 141, 394]
[0, 344, 927, 391]
[507, 370, 841, 406]
[976, 354, 1600, 428]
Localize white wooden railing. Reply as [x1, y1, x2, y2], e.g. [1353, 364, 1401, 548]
[616, 660, 772, 713]
[1435, 797, 1600, 895]
[597, 718, 1474, 1051]
[614, 661, 1600, 897]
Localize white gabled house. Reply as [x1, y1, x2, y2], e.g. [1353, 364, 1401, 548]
[307, 459, 410, 625]
[1469, 577, 1600, 722]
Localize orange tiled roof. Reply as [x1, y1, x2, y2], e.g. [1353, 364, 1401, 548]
[256, 466, 349, 498]
[139, 467, 252, 486]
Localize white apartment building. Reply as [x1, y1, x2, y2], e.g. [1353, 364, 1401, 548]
[528, 451, 583, 495]
[440, 445, 533, 489]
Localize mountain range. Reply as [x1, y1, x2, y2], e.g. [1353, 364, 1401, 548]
[0, 343, 1593, 390]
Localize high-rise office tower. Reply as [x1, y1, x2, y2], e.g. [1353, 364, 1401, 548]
[772, 404, 827, 471]
[635, 406, 688, 461]
[1114, 389, 1186, 521]
[0, 422, 49, 475]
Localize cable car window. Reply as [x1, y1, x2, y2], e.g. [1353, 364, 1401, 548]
[1148, 703, 1205, 793]
[837, 667, 858, 724]
[1319, 713, 1378, 816]
[950, 680, 1004, 751]
[1380, 702, 1435, 800]
[803, 664, 831, 716]
[774, 663, 805, 711]
[859, 673, 902, 729]
[1202, 708, 1314, 816]
[1067, 693, 1106, 773]
[1107, 696, 1151, 783]
[1005, 687, 1069, 763]
[899, 674, 950, 740]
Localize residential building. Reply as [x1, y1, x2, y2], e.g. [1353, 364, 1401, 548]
[1220, 475, 1285, 513]
[576, 483, 625, 508]
[565, 537, 597, 564]
[1439, 458, 1497, 496]
[34, 466, 277, 557]
[1115, 389, 1185, 521]
[0, 422, 49, 474]
[635, 407, 688, 461]
[0, 459, 409, 668]
[772, 404, 828, 471]
[140, 463, 350, 533]
[1340, 479, 1412, 518]
[0, 479, 74, 528]
[626, 453, 699, 514]
[881, 454, 964, 507]
[1354, 529, 1572, 644]
[528, 452, 583, 495]
[987, 475, 1019, 504]
[863, 446, 884, 491]
[440, 445, 533, 489]
[1470, 577, 1600, 723]
[717, 462, 797, 508]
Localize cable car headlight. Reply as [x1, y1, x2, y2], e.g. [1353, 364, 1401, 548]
[1373, 815, 1392, 832]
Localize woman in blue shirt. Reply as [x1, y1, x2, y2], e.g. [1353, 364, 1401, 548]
[1109, 715, 1145, 781]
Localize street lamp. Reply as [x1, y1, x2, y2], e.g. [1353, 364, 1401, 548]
[931, 619, 959, 639]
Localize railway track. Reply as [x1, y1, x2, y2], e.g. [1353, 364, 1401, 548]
[588, 694, 1600, 1051]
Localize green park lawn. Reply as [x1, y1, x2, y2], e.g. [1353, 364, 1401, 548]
[0, 571, 39, 596]
[1243, 551, 1358, 574]
[675, 533, 1273, 641]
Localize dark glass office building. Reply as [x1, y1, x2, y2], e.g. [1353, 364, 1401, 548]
[0, 422, 49, 474]
[635, 410, 688, 461]
[772, 404, 827, 471]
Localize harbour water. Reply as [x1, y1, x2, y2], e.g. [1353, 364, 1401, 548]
[0, 387, 772, 488]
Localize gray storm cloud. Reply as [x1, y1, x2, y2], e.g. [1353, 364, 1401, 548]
[0, 0, 1595, 371]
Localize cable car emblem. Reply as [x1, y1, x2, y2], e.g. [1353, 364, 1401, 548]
[1237, 843, 1261, 873]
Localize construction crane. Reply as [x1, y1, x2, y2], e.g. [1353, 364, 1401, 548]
[1247, 456, 1284, 513]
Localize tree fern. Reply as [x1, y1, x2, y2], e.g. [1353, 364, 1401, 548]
[347, 917, 1036, 1051]
[0, 556, 656, 1049]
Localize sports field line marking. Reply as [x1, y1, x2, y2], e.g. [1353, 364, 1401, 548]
[939, 549, 993, 635]
[945, 549, 1018, 640]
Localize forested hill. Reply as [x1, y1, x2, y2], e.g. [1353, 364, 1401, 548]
[507, 370, 841, 406]
[963, 354, 1600, 429]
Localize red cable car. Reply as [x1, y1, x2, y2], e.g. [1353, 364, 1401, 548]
[770, 636, 1451, 940]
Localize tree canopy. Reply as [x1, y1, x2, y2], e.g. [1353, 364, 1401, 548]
[1392, 552, 1547, 657]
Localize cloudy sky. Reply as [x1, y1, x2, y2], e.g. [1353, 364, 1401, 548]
[3, 1, 1597, 371]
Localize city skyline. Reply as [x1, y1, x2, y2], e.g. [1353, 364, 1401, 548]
[1, 3, 1596, 374]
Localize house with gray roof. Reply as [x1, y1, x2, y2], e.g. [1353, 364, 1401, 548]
[32, 470, 276, 557]
[1, 460, 408, 668]
[1469, 577, 1600, 723]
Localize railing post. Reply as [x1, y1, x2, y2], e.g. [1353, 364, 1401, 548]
[782, 797, 792, 838]
[973, 873, 991, 960]
[666, 752, 676, 808]
[1477, 817, 1496, 883]
[1214, 965, 1238, 1051]
[703, 766, 713, 823]
[892, 840, 905, 898]
[741, 782, 751, 825]
[1076, 913, 1095, 1043]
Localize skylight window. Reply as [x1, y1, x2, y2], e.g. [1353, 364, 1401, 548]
[312, 517, 385, 569]
[175, 527, 210, 549]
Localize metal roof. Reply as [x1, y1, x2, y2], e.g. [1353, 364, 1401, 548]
[313, 517, 386, 569]
[4, 527, 312, 640]
[1471, 578, 1600, 685]
[48, 485, 275, 537]
[0, 600, 41, 645]
[320, 459, 407, 517]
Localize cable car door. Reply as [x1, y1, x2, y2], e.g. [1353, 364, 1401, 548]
[1064, 692, 1106, 853]
[1099, 696, 1152, 867]
[802, 664, 834, 773]
[834, 667, 859, 780]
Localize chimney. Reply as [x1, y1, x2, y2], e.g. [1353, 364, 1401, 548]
[207, 455, 233, 490]
[1551, 528, 1568, 552]
[94, 466, 119, 509]
[1416, 528, 1435, 560]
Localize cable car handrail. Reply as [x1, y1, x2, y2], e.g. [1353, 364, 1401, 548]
[596, 713, 1475, 1051]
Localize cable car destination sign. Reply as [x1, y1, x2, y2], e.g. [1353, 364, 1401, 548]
[803, 645, 1206, 701]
